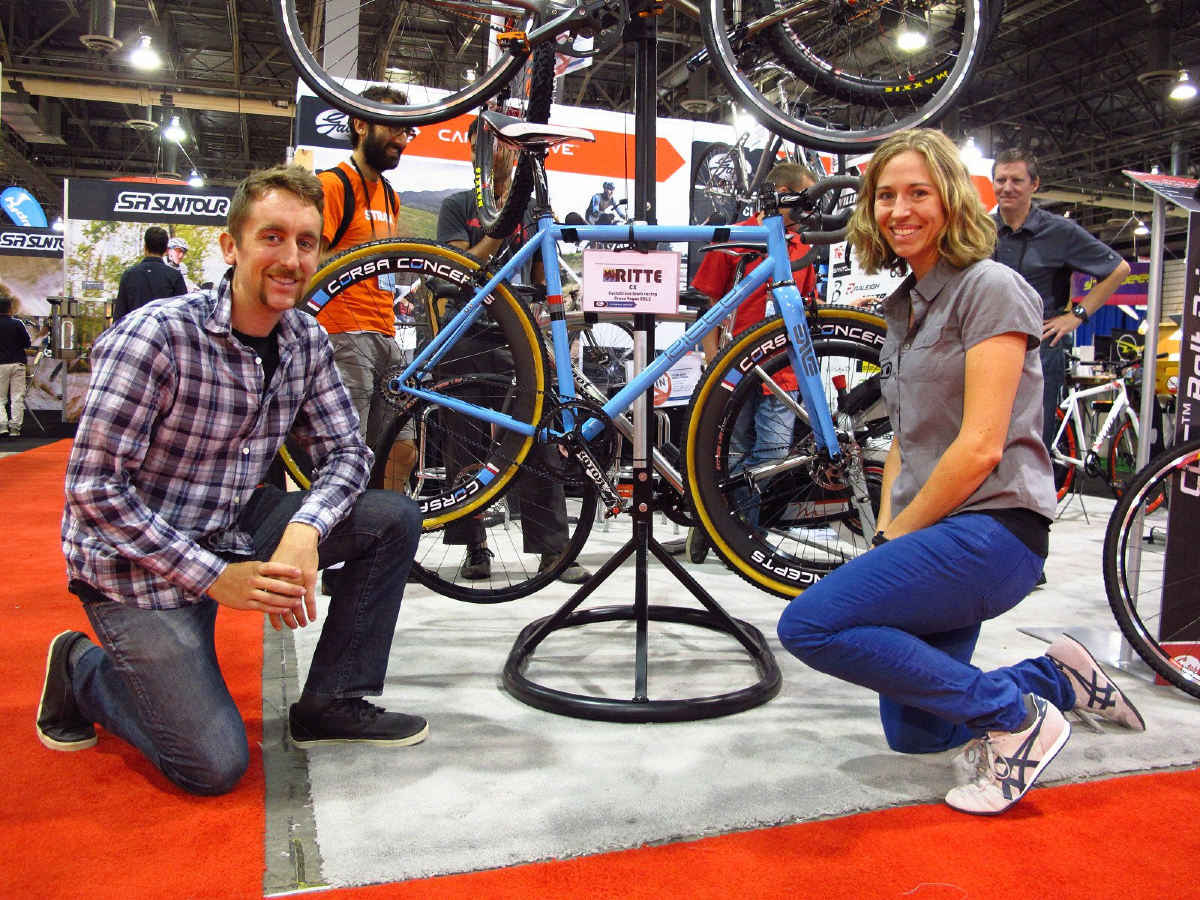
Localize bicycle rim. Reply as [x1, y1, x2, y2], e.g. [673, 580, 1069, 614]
[273, 0, 530, 125]
[1104, 437, 1200, 700]
[304, 238, 546, 529]
[1108, 418, 1164, 511]
[372, 376, 597, 602]
[475, 42, 556, 237]
[685, 309, 889, 598]
[701, 0, 986, 152]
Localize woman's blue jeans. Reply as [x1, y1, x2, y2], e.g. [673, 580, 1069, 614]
[71, 486, 421, 795]
[777, 513, 1073, 753]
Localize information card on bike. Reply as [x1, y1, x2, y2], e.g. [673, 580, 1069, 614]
[581, 249, 680, 315]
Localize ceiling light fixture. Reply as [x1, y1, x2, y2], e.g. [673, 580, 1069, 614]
[188, 169, 204, 188]
[464, 68, 477, 83]
[1169, 70, 1198, 101]
[130, 34, 161, 70]
[896, 28, 927, 52]
[162, 115, 186, 143]
[51, 216, 65, 233]
[1133, 219, 1150, 236]
[959, 135, 983, 164]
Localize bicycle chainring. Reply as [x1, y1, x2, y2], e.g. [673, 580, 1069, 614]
[537, 397, 619, 486]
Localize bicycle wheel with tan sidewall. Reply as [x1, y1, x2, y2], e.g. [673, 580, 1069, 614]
[685, 307, 889, 598]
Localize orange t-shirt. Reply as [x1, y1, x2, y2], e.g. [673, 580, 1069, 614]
[318, 160, 401, 336]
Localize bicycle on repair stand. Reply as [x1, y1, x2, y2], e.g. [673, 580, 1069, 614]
[299, 109, 889, 604]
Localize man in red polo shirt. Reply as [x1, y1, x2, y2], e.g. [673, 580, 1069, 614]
[687, 162, 819, 562]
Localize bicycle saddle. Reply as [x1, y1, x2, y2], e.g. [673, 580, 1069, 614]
[479, 111, 595, 149]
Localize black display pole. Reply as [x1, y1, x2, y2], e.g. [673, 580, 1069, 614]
[501, 6, 782, 722]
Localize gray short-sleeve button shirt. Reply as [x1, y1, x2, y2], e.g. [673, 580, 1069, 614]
[879, 257, 1057, 522]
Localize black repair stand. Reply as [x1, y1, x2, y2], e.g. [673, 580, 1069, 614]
[501, 7, 782, 722]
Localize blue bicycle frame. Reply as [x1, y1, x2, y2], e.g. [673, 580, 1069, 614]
[390, 211, 842, 456]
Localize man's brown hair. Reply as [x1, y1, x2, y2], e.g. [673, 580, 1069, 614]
[227, 165, 325, 243]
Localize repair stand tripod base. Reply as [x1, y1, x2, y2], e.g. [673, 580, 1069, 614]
[502, 527, 782, 722]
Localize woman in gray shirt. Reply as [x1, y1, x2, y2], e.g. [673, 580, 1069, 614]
[777, 130, 1144, 816]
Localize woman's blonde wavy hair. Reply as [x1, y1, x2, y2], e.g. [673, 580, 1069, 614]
[846, 129, 996, 276]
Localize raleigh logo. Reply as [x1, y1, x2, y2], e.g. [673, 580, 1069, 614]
[114, 192, 229, 218]
[0, 232, 64, 252]
[315, 109, 350, 140]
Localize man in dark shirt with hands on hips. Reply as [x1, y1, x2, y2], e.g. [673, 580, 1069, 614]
[991, 149, 1131, 452]
[39, 165, 425, 797]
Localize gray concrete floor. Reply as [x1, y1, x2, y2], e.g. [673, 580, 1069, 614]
[266, 488, 1200, 892]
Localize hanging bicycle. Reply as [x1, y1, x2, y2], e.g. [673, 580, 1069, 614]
[273, 0, 1000, 153]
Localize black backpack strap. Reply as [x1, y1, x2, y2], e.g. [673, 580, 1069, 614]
[323, 167, 356, 250]
[382, 177, 398, 221]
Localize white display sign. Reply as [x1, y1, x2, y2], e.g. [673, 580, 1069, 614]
[653, 351, 704, 407]
[581, 249, 681, 314]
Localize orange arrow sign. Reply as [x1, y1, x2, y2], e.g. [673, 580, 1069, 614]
[407, 115, 687, 183]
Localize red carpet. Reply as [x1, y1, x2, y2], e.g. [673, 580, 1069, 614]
[2, 442, 1197, 900]
[0, 443, 266, 900]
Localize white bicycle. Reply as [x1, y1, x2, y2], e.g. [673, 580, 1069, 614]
[1051, 353, 1169, 505]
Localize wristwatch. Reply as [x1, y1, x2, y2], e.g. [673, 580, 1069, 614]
[1070, 302, 1089, 324]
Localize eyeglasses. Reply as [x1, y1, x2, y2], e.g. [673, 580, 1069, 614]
[378, 124, 417, 138]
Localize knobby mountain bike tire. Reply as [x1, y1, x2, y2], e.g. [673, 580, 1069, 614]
[371, 374, 598, 602]
[475, 43, 556, 238]
[1104, 436, 1200, 700]
[272, 0, 531, 126]
[755, 0, 1004, 107]
[701, 0, 988, 152]
[303, 239, 546, 531]
[685, 307, 889, 598]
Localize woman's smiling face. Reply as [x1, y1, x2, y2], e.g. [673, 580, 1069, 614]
[873, 150, 947, 280]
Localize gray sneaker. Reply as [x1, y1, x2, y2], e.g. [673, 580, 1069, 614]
[460, 546, 493, 580]
[686, 526, 710, 564]
[37, 631, 98, 752]
[289, 698, 428, 748]
[540, 553, 591, 584]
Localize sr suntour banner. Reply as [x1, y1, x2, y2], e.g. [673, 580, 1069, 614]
[0, 225, 64, 257]
[66, 179, 234, 224]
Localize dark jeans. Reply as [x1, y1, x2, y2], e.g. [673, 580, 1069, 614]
[777, 513, 1073, 754]
[71, 485, 421, 795]
[439, 333, 569, 553]
[1040, 339, 1068, 453]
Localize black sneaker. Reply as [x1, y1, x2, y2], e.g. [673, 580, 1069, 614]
[460, 545, 493, 580]
[37, 631, 98, 752]
[288, 698, 429, 748]
[686, 526, 710, 564]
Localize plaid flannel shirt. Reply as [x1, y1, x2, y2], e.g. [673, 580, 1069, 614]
[63, 272, 371, 609]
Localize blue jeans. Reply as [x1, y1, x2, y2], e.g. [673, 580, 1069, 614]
[777, 513, 1072, 753]
[72, 486, 421, 795]
[730, 389, 796, 529]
